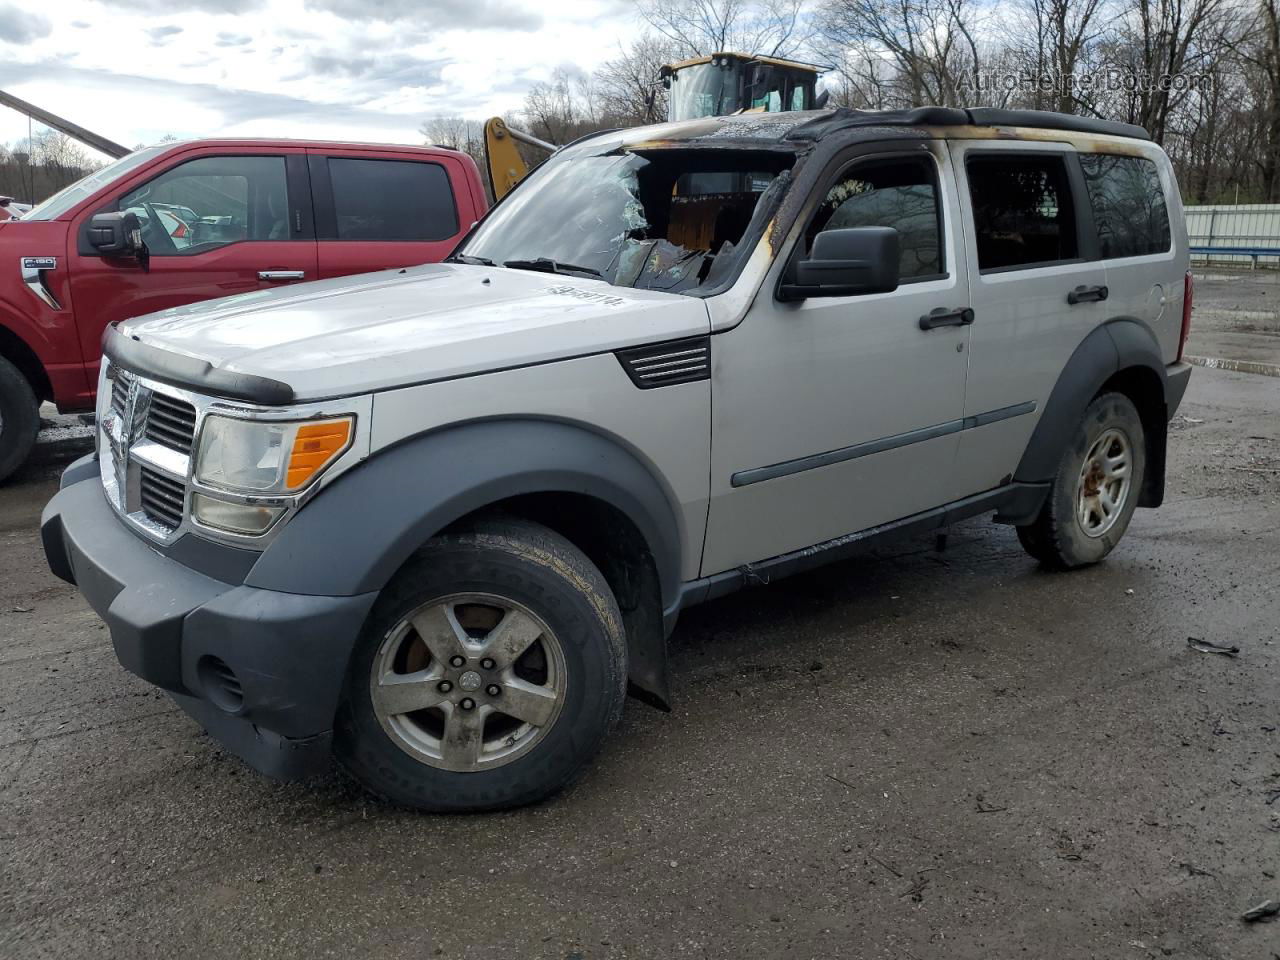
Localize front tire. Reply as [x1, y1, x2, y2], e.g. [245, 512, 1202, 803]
[0, 356, 40, 484]
[1016, 391, 1146, 569]
[334, 517, 627, 811]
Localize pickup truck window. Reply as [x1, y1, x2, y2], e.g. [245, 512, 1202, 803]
[117, 155, 289, 256]
[327, 158, 459, 241]
[22, 144, 169, 221]
[459, 148, 793, 293]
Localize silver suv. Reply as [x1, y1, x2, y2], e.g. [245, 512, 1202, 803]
[42, 107, 1193, 810]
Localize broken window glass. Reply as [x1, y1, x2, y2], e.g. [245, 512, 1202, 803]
[459, 147, 794, 294]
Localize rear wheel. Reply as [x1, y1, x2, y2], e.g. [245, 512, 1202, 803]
[334, 517, 626, 811]
[1016, 392, 1146, 569]
[0, 356, 40, 484]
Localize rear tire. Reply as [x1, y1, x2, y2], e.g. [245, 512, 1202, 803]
[1016, 392, 1146, 569]
[0, 356, 40, 484]
[334, 516, 627, 812]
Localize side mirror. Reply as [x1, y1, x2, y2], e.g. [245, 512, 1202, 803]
[780, 227, 900, 301]
[86, 211, 144, 258]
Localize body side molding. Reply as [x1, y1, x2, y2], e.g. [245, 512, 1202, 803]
[731, 401, 1036, 487]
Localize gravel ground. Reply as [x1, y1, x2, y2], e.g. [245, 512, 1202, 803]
[1187, 268, 1280, 369]
[3, 295, 1280, 957]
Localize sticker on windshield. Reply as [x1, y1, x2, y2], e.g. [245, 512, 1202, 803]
[545, 284, 627, 308]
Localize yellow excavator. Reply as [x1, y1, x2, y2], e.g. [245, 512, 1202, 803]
[484, 52, 825, 201]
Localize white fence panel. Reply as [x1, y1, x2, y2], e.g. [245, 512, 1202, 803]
[1184, 204, 1280, 267]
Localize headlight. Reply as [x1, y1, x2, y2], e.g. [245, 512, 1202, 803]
[195, 414, 353, 494]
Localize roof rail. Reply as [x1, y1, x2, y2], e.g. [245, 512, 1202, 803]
[785, 106, 1150, 142]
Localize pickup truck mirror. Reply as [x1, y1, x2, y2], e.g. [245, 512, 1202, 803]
[86, 211, 144, 259]
[780, 227, 900, 301]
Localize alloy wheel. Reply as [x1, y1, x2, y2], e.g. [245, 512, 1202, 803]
[369, 593, 567, 772]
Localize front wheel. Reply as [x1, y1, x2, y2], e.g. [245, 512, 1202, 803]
[1016, 391, 1146, 569]
[0, 356, 40, 484]
[334, 517, 627, 811]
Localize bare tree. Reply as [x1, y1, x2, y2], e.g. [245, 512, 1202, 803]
[523, 69, 584, 144]
[420, 115, 490, 194]
[637, 0, 809, 56]
[818, 0, 988, 108]
[1010, 0, 1107, 113]
[1102, 0, 1235, 142]
[595, 34, 677, 124]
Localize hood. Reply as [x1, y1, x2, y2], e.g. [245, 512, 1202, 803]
[120, 263, 711, 400]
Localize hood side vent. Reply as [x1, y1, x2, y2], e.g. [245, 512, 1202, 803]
[616, 336, 711, 389]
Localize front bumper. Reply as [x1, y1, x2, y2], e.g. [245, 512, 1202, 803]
[41, 459, 378, 780]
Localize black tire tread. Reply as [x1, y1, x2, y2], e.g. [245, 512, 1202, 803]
[333, 515, 626, 812]
[1016, 391, 1146, 570]
[0, 355, 40, 485]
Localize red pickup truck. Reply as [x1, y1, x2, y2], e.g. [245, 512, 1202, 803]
[0, 138, 487, 480]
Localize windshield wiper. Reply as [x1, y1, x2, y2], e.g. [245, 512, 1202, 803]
[502, 257, 603, 279]
[448, 253, 496, 266]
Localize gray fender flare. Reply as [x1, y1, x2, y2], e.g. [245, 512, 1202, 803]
[245, 419, 686, 612]
[1014, 318, 1169, 498]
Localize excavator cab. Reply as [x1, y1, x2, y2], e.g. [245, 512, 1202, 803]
[484, 52, 825, 202]
[660, 53, 823, 122]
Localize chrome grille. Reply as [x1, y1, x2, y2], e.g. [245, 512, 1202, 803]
[139, 466, 185, 529]
[144, 392, 197, 454]
[110, 370, 132, 418]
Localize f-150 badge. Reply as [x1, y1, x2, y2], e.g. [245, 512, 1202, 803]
[20, 256, 61, 309]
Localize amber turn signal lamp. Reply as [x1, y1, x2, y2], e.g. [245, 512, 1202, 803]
[286, 418, 352, 490]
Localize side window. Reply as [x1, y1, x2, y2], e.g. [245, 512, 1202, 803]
[804, 156, 944, 282]
[326, 158, 459, 241]
[118, 155, 288, 256]
[965, 154, 1078, 271]
[1078, 154, 1171, 258]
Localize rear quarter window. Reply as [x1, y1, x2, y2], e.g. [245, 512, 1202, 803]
[327, 157, 459, 242]
[1078, 154, 1171, 258]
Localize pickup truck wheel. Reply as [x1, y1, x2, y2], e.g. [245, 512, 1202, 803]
[0, 356, 40, 484]
[1016, 391, 1145, 569]
[334, 517, 627, 812]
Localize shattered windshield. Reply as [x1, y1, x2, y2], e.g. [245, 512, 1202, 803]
[458, 148, 793, 294]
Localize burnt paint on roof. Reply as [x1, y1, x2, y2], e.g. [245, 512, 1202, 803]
[572, 105, 1150, 155]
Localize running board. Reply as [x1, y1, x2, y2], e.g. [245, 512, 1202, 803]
[671, 482, 1048, 619]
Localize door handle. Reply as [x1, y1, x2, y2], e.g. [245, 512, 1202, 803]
[258, 270, 305, 281]
[1067, 284, 1108, 305]
[919, 306, 974, 330]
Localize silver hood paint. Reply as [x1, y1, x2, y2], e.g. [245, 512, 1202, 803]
[118, 263, 711, 400]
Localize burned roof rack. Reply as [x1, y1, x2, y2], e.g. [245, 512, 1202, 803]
[785, 106, 1150, 142]
[966, 108, 1150, 141]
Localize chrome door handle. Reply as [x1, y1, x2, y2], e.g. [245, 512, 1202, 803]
[258, 270, 305, 281]
[919, 306, 974, 330]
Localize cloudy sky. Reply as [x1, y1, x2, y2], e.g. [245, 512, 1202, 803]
[0, 0, 638, 158]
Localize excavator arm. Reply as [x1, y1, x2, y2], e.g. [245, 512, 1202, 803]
[484, 117, 554, 202]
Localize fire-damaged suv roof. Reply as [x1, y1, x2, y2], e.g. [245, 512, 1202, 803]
[562, 106, 1151, 155]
